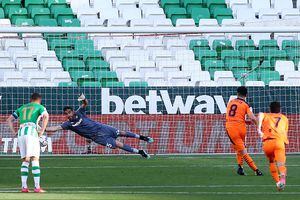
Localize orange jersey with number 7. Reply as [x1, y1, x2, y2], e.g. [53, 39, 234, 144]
[226, 98, 252, 127]
[261, 113, 289, 144]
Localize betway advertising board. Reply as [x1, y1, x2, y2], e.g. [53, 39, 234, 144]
[0, 87, 299, 155]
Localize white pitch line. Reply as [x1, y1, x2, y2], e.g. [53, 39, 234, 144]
[1, 185, 300, 190]
[1, 191, 300, 195]
[1, 164, 300, 169]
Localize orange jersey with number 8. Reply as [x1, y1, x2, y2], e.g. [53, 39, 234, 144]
[261, 113, 289, 144]
[226, 98, 252, 127]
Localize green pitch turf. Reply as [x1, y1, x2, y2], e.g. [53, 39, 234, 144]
[0, 155, 299, 200]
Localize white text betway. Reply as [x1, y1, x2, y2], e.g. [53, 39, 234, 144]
[102, 88, 236, 114]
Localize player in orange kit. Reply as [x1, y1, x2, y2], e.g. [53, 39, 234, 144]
[226, 86, 263, 176]
[258, 102, 289, 191]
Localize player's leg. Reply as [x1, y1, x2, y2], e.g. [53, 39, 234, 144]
[274, 141, 287, 190]
[115, 140, 150, 159]
[239, 128, 262, 176]
[226, 127, 246, 175]
[118, 131, 154, 143]
[263, 141, 279, 183]
[18, 133, 30, 192]
[31, 157, 45, 193]
[26, 133, 45, 193]
[20, 157, 30, 193]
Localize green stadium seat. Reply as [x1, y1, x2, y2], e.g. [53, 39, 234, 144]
[67, 33, 88, 43]
[166, 7, 187, 25]
[31, 8, 51, 24]
[259, 71, 280, 85]
[264, 50, 287, 66]
[282, 40, 300, 51]
[195, 50, 218, 66]
[226, 60, 249, 71]
[205, 60, 225, 77]
[221, 50, 241, 64]
[0, 8, 4, 18]
[161, 0, 180, 10]
[184, 0, 204, 11]
[234, 70, 258, 81]
[212, 8, 233, 24]
[58, 82, 78, 87]
[86, 60, 110, 72]
[74, 39, 94, 51]
[207, 0, 227, 12]
[2, 0, 21, 16]
[286, 50, 300, 65]
[53, 8, 74, 25]
[80, 81, 102, 87]
[189, 39, 210, 51]
[37, 18, 58, 26]
[25, 0, 45, 13]
[49, 39, 72, 51]
[129, 81, 149, 87]
[82, 50, 103, 62]
[8, 8, 28, 24]
[63, 60, 86, 71]
[47, 0, 68, 12]
[61, 18, 81, 27]
[56, 50, 81, 63]
[94, 71, 119, 83]
[242, 50, 264, 66]
[212, 40, 233, 57]
[235, 40, 256, 52]
[251, 60, 273, 71]
[190, 8, 210, 25]
[69, 71, 95, 84]
[15, 18, 34, 26]
[259, 40, 279, 51]
[103, 81, 125, 88]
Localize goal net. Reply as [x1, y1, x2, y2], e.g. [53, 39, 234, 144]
[0, 29, 299, 155]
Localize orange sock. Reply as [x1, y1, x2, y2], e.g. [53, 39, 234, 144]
[270, 162, 280, 183]
[278, 165, 287, 177]
[243, 154, 258, 171]
[236, 153, 243, 166]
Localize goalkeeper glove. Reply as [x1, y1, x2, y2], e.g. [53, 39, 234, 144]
[78, 93, 86, 102]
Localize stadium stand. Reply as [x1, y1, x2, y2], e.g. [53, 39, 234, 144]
[0, 0, 299, 87]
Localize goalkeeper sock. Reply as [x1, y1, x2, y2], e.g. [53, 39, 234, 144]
[124, 131, 140, 139]
[21, 161, 29, 188]
[121, 144, 139, 153]
[270, 162, 280, 183]
[32, 161, 41, 189]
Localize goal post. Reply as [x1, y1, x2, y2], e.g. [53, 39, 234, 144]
[0, 27, 299, 155]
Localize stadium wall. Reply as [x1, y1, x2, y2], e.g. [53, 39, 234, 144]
[0, 87, 299, 155]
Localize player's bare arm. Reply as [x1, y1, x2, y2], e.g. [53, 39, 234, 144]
[6, 115, 17, 136]
[257, 113, 265, 138]
[46, 125, 63, 132]
[248, 111, 258, 126]
[38, 113, 49, 137]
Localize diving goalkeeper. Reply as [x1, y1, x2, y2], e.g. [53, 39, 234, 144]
[46, 94, 153, 158]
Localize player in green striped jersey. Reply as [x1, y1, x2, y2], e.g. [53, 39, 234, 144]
[7, 93, 49, 193]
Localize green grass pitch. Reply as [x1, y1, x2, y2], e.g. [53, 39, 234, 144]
[0, 155, 299, 200]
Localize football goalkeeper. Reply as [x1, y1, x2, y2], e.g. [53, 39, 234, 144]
[46, 94, 153, 158]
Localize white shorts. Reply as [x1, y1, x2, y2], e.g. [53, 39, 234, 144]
[18, 135, 40, 159]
